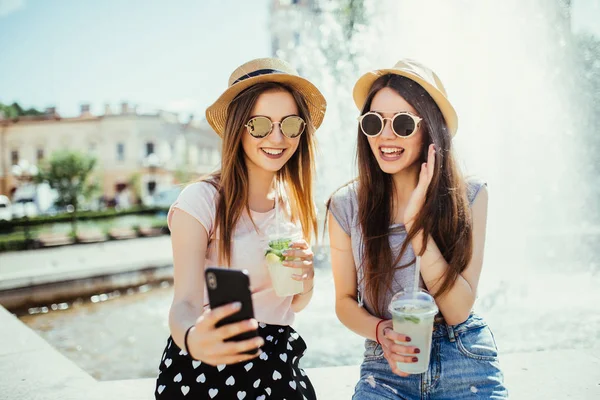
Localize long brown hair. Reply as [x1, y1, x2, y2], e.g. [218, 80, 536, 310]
[333, 74, 473, 316]
[204, 82, 318, 266]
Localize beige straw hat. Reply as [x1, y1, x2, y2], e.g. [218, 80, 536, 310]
[205, 58, 327, 136]
[353, 59, 458, 136]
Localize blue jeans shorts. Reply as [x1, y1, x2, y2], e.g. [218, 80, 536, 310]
[353, 314, 508, 400]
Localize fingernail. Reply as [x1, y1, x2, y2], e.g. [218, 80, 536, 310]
[405, 337, 411, 342]
[412, 357, 418, 362]
[414, 348, 420, 354]
[282, 251, 289, 255]
[233, 302, 242, 310]
[282, 261, 290, 266]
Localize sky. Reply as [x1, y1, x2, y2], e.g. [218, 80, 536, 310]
[0, 0, 272, 117]
[0, 0, 598, 118]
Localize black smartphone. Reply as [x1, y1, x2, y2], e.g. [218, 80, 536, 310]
[205, 267, 259, 355]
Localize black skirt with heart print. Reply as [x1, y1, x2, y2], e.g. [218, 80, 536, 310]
[155, 324, 317, 400]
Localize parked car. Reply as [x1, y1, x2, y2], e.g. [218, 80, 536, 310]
[11, 199, 38, 219]
[0, 195, 12, 221]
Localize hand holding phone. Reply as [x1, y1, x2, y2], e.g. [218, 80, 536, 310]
[184, 268, 263, 366]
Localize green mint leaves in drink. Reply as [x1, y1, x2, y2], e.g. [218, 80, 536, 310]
[265, 238, 292, 262]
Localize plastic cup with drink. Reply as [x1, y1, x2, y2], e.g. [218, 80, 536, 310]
[387, 257, 438, 374]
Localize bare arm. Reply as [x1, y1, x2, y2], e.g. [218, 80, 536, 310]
[329, 212, 419, 376]
[168, 209, 264, 365]
[407, 186, 489, 325]
[168, 209, 208, 351]
[328, 212, 387, 340]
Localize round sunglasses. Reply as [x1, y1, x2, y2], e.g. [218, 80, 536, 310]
[358, 111, 423, 138]
[244, 115, 306, 139]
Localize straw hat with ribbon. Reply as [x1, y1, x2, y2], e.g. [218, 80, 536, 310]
[353, 59, 458, 136]
[206, 58, 327, 136]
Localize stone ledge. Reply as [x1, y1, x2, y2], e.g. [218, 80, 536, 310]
[1, 305, 599, 399]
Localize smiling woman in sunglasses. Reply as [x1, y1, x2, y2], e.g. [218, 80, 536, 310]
[327, 59, 507, 399]
[155, 58, 326, 399]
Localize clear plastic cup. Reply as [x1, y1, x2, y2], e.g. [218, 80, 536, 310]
[388, 289, 438, 374]
[265, 232, 304, 297]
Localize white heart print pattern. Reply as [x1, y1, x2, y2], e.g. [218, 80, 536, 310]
[157, 326, 312, 399]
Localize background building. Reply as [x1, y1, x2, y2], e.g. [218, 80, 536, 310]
[0, 103, 221, 207]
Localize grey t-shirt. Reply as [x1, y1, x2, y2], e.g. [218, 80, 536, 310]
[328, 177, 487, 319]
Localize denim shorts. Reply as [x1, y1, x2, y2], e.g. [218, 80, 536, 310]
[353, 314, 508, 400]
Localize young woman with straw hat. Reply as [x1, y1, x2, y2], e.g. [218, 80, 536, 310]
[327, 59, 507, 399]
[155, 58, 326, 399]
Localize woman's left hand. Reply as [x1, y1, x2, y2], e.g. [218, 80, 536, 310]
[282, 239, 314, 282]
[404, 144, 436, 225]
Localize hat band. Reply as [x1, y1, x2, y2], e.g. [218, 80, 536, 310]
[232, 68, 285, 85]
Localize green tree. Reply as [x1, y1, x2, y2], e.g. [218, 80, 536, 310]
[0, 102, 44, 119]
[35, 151, 99, 238]
[128, 172, 143, 205]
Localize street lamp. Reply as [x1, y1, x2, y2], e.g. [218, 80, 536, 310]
[11, 159, 39, 248]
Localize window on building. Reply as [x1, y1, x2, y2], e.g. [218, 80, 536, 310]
[36, 148, 44, 162]
[147, 181, 157, 195]
[146, 142, 155, 156]
[117, 143, 125, 161]
[11, 150, 18, 166]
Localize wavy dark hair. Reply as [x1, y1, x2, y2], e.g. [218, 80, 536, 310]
[329, 74, 473, 317]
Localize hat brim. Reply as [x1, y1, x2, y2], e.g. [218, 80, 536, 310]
[206, 73, 327, 137]
[353, 69, 458, 137]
